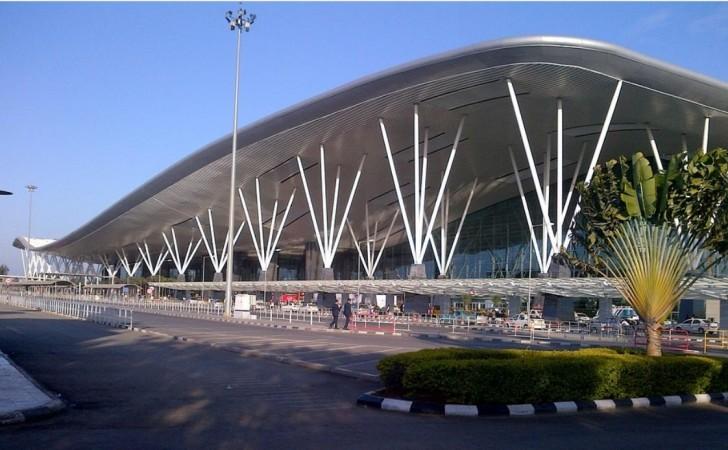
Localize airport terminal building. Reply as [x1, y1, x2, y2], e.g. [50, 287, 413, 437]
[11, 36, 728, 320]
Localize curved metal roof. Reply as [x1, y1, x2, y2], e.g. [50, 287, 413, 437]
[18, 36, 728, 259]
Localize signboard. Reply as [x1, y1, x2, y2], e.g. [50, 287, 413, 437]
[279, 293, 302, 303]
[234, 294, 255, 319]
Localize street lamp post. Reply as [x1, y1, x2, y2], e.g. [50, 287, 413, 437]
[224, 7, 255, 317]
[25, 185, 38, 279]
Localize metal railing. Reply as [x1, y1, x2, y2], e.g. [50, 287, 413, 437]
[1, 294, 133, 329]
[2, 290, 726, 353]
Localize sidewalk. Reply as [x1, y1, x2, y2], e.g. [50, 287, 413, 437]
[0, 350, 64, 425]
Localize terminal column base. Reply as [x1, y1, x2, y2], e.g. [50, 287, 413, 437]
[408, 264, 426, 279]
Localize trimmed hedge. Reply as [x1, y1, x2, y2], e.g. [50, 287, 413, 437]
[376, 348, 727, 404]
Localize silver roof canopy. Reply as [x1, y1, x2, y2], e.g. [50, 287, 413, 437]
[19, 36, 728, 260]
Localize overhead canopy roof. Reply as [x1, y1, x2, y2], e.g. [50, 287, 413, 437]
[150, 277, 728, 300]
[17, 36, 728, 261]
[5, 280, 75, 287]
[84, 284, 140, 290]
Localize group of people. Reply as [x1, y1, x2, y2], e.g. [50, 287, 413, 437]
[329, 298, 353, 330]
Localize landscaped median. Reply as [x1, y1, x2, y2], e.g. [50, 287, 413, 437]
[357, 348, 728, 416]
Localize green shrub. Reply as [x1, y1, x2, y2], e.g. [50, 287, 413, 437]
[379, 347, 728, 404]
[402, 356, 624, 404]
[377, 348, 522, 392]
[708, 357, 728, 392]
[648, 356, 721, 395]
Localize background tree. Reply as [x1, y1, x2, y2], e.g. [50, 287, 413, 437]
[0, 264, 8, 276]
[565, 148, 727, 356]
[568, 149, 727, 273]
[602, 221, 704, 356]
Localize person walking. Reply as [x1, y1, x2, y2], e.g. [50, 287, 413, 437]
[343, 298, 353, 330]
[329, 299, 341, 329]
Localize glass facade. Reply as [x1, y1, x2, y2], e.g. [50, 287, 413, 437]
[176, 189, 726, 282]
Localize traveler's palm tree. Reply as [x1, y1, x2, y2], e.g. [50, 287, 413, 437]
[601, 220, 702, 356]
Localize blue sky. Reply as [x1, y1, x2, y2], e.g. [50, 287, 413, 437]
[2, 2, 728, 274]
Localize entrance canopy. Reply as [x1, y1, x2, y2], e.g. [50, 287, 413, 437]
[150, 277, 728, 301]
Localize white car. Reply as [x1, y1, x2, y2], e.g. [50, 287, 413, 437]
[506, 313, 546, 330]
[672, 318, 719, 335]
[574, 312, 591, 325]
[299, 304, 320, 313]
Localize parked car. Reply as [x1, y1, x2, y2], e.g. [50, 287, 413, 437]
[574, 312, 591, 325]
[299, 303, 319, 314]
[613, 307, 640, 325]
[439, 310, 478, 325]
[589, 317, 630, 332]
[505, 313, 546, 330]
[671, 318, 719, 335]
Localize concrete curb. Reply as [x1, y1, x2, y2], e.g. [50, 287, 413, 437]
[0, 351, 66, 426]
[129, 326, 380, 383]
[357, 390, 728, 417]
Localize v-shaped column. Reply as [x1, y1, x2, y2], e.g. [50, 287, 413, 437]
[238, 179, 296, 273]
[136, 241, 169, 277]
[297, 147, 366, 269]
[99, 254, 121, 281]
[195, 209, 246, 276]
[162, 227, 202, 279]
[380, 104, 466, 266]
[347, 205, 399, 279]
[116, 248, 143, 278]
[425, 178, 478, 277]
[506, 79, 622, 271]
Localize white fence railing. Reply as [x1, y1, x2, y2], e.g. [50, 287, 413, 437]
[1, 294, 133, 329]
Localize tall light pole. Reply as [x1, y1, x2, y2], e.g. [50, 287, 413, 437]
[224, 7, 255, 317]
[25, 185, 38, 279]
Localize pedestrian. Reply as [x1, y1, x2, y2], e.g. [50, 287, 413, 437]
[343, 298, 353, 330]
[330, 299, 341, 329]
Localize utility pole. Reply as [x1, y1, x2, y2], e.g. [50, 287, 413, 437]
[25, 185, 38, 279]
[223, 7, 255, 317]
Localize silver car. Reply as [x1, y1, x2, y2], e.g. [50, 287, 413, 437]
[673, 318, 719, 335]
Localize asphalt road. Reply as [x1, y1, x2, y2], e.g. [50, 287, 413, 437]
[126, 309, 534, 379]
[1, 304, 728, 450]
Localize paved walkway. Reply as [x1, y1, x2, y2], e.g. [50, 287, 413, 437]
[0, 350, 63, 424]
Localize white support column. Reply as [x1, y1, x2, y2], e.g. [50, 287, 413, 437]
[443, 178, 478, 275]
[238, 181, 296, 272]
[116, 248, 142, 278]
[99, 254, 120, 281]
[542, 140, 551, 267]
[645, 126, 664, 171]
[162, 227, 202, 277]
[556, 99, 564, 249]
[348, 209, 399, 279]
[702, 117, 710, 154]
[379, 119, 416, 259]
[297, 149, 366, 269]
[195, 210, 245, 274]
[20, 249, 28, 278]
[420, 117, 465, 264]
[506, 79, 558, 252]
[681, 134, 688, 153]
[508, 147, 545, 273]
[560, 143, 586, 238]
[561, 80, 623, 252]
[584, 80, 623, 184]
[136, 241, 169, 277]
[424, 178, 478, 277]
